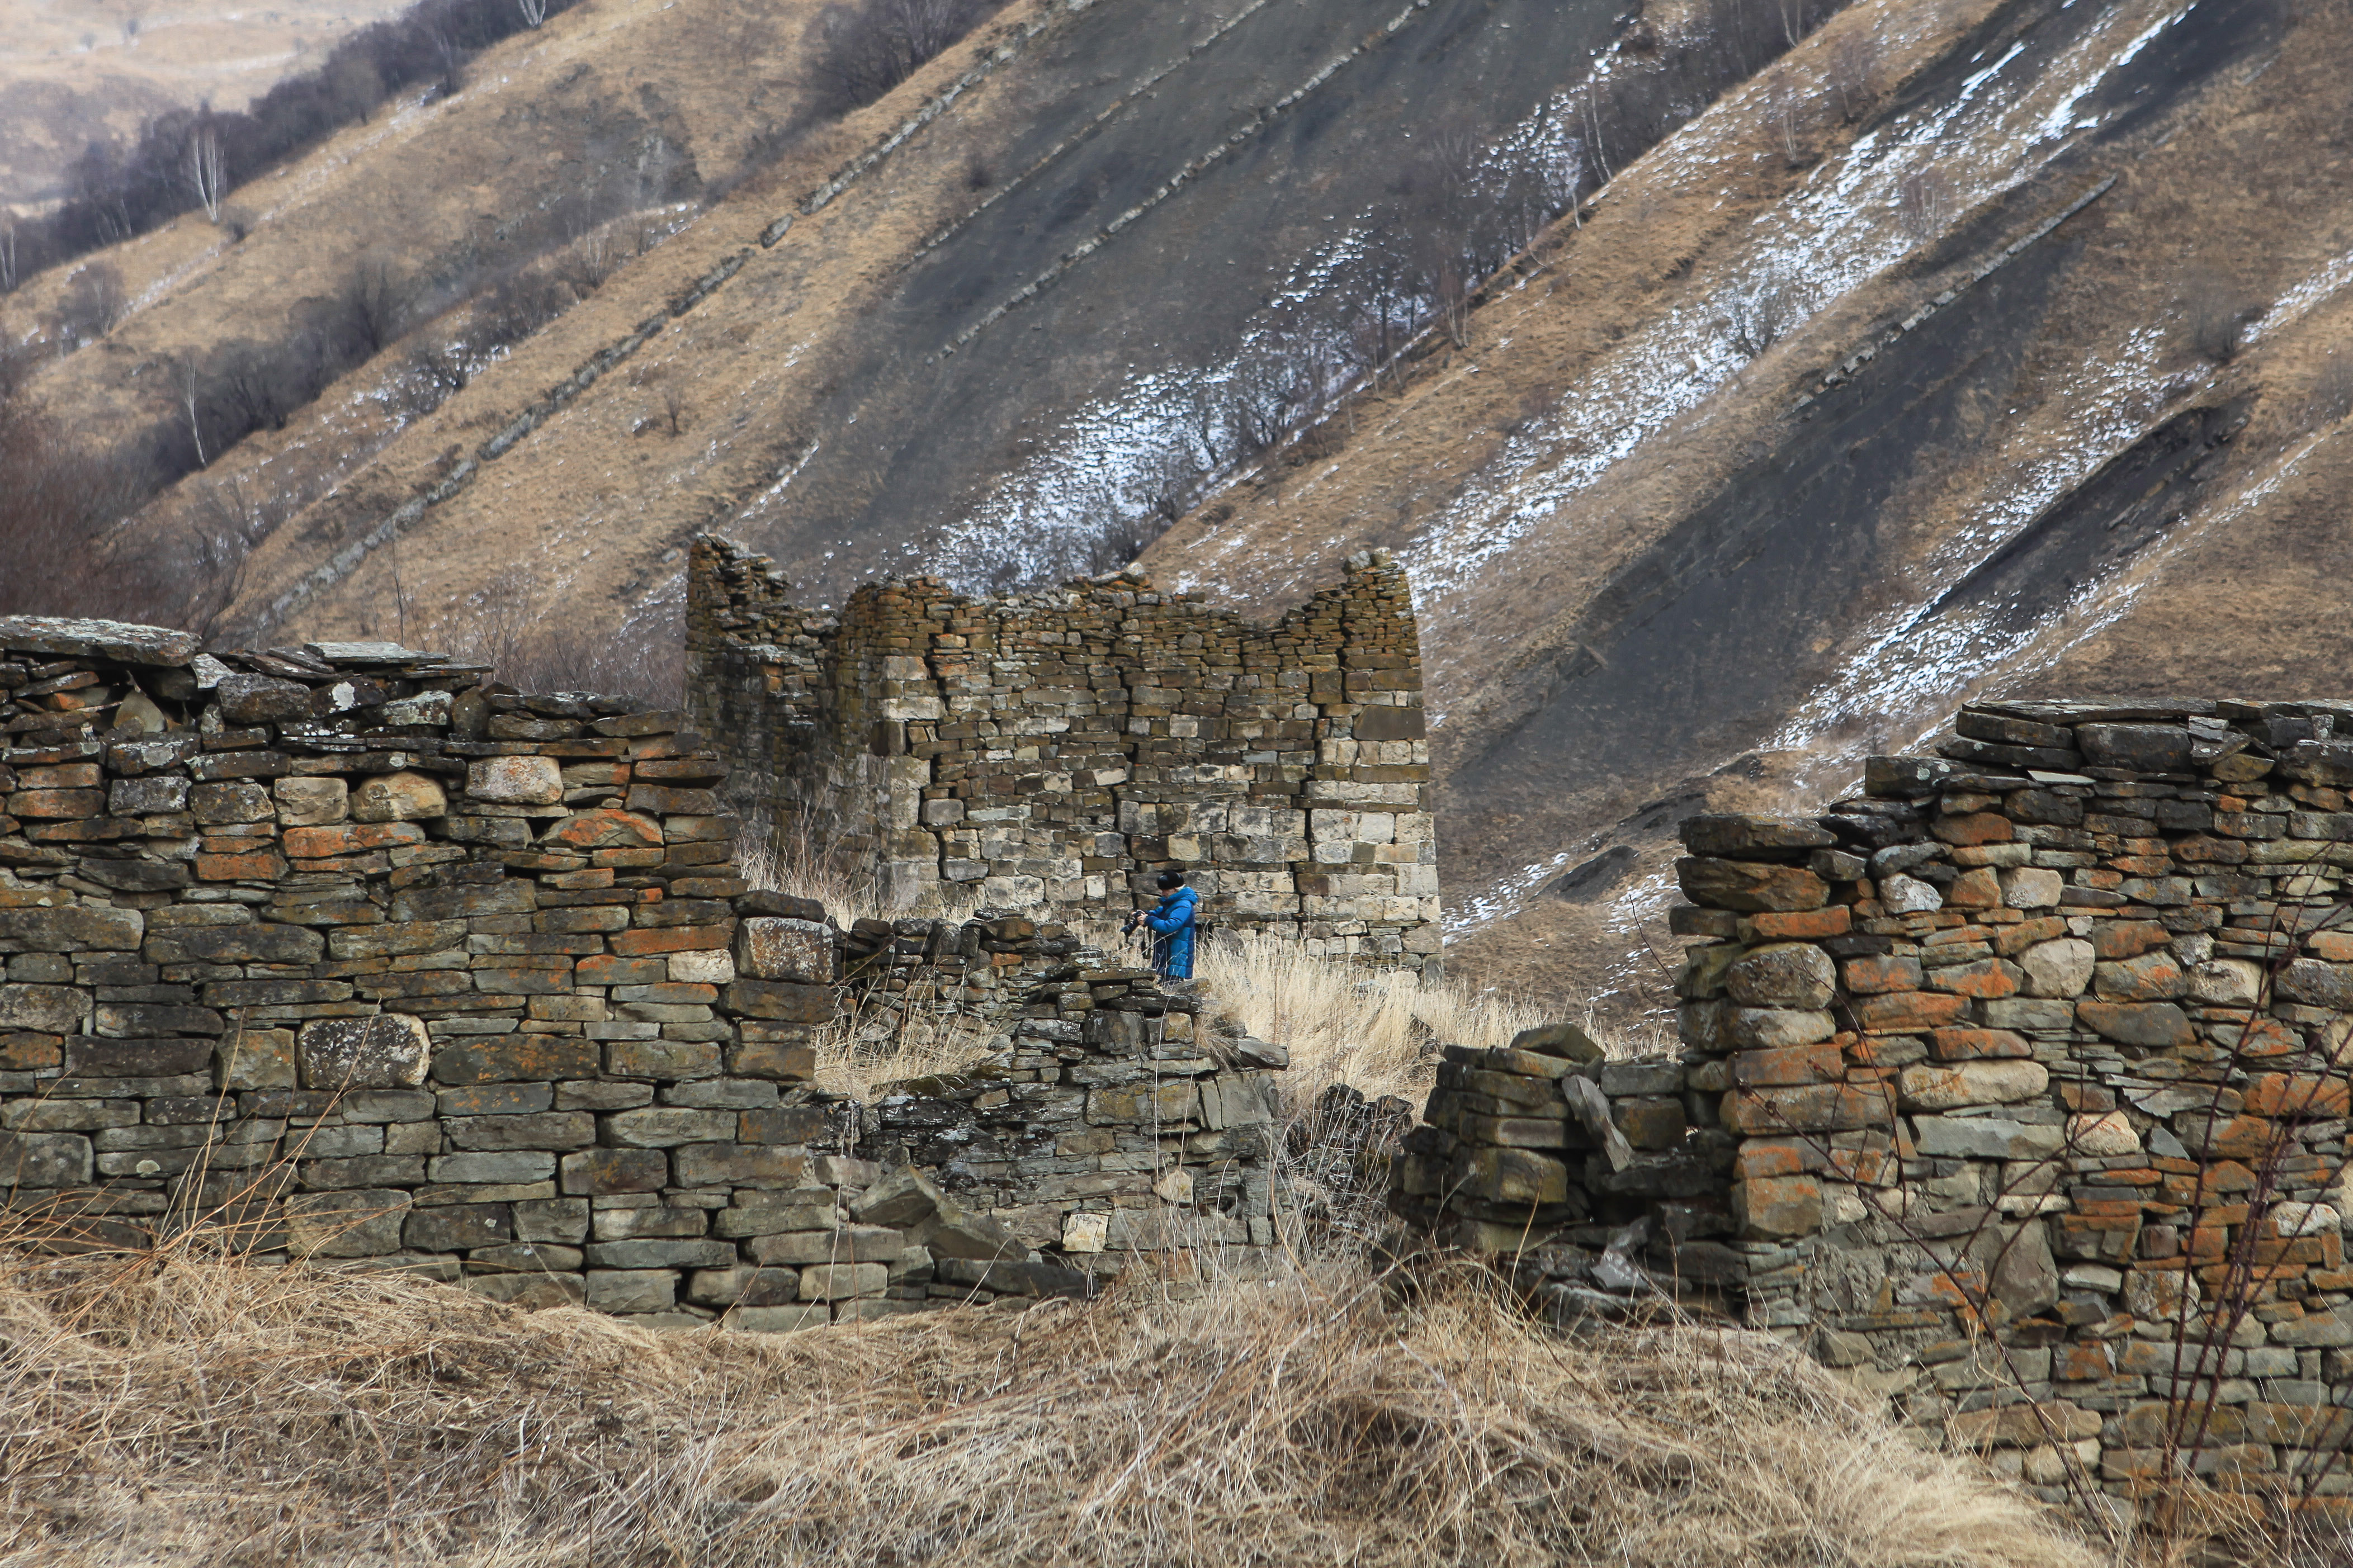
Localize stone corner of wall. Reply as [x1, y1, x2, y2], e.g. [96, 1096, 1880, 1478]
[1396, 697, 2353, 1498]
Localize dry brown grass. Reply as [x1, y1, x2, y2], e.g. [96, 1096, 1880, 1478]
[0, 1233, 2110, 1568]
[1194, 927, 1556, 1111]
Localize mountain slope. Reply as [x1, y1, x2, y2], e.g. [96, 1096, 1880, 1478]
[1142, 0, 2353, 1006]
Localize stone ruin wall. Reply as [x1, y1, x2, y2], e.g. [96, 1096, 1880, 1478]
[0, 615, 1287, 1327]
[684, 536, 1441, 974]
[1396, 698, 2353, 1509]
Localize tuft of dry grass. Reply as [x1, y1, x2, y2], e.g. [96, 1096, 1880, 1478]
[0, 1237, 2109, 1568]
[1192, 928, 1556, 1111]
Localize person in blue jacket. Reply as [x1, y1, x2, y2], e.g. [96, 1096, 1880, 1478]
[1126, 870, 1199, 980]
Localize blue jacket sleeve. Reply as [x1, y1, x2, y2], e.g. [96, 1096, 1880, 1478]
[1143, 889, 1196, 934]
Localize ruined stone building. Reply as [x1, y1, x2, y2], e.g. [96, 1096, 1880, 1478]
[685, 537, 1440, 973]
[1397, 698, 2353, 1507]
[0, 614, 1287, 1325]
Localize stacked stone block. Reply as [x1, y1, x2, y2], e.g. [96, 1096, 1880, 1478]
[861, 961, 1288, 1263]
[1396, 698, 2353, 1508]
[0, 615, 1286, 1326]
[685, 536, 1440, 973]
[1388, 1021, 1741, 1313]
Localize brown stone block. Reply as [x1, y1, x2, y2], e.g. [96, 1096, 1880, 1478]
[2053, 1212, 2141, 1263]
[674, 1142, 810, 1187]
[1929, 1027, 2031, 1060]
[1675, 858, 1828, 913]
[1732, 1174, 1821, 1237]
[2244, 1073, 2351, 1119]
[1853, 991, 1971, 1033]
[0, 1030, 64, 1070]
[431, 1035, 600, 1084]
[2090, 920, 2172, 960]
[11, 788, 105, 818]
[1950, 1401, 2102, 1448]
[1448, 1146, 1567, 1206]
[626, 784, 722, 816]
[196, 849, 289, 881]
[1731, 1041, 1845, 1088]
[283, 822, 427, 858]
[1842, 955, 1923, 994]
[1722, 1083, 1889, 1135]
[1926, 958, 2021, 998]
[730, 1039, 817, 1081]
[1749, 906, 1851, 939]
[741, 1106, 831, 1145]
[723, 978, 834, 1024]
[1944, 867, 2001, 908]
[609, 924, 733, 956]
[1614, 1096, 1685, 1150]
[560, 1147, 668, 1194]
[1931, 812, 2012, 847]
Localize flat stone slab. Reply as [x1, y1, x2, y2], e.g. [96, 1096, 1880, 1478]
[0, 617, 199, 666]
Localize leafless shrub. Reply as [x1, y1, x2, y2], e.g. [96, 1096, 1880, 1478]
[963, 153, 994, 191]
[555, 225, 620, 295]
[217, 203, 254, 243]
[1726, 272, 1797, 359]
[2183, 272, 2262, 366]
[53, 262, 127, 347]
[0, 345, 150, 617]
[469, 265, 574, 348]
[329, 252, 413, 357]
[433, 565, 684, 707]
[1897, 165, 1956, 240]
[1828, 26, 1880, 122]
[405, 337, 473, 400]
[1765, 70, 1804, 165]
[806, 0, 1004, 117]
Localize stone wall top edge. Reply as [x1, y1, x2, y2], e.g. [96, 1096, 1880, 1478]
[1674, 698, 2353, 854]
[688, 536, 1416, 649]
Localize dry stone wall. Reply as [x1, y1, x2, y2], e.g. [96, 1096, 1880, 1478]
[1397, 698, 2353, 1510]
[0, 617, 1284, 1326]
[686, 536, 1440, 973]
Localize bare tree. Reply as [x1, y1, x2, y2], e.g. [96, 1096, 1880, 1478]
[330, 253, 412, 356]
[1766, 72, 1803, 165]
[518, 0, 549, 25]
[0, 215, 17, 292]
[1827, 27, 1880, 122]
[407, 338, 472, 399]
[54, 263, 127, 347]
[167, 354, 209, 468]
[808, 0, 999, 116]
[1897, 165, 1954, 240]
[187, 123, 226, 224]
[661, 382, 687, 437]
[2183, 272, 2261, 366]
[555, 225, 618, 295]
[1726, 273, 1797, 359]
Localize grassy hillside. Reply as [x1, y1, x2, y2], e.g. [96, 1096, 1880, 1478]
[0, 0, 412, 210]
